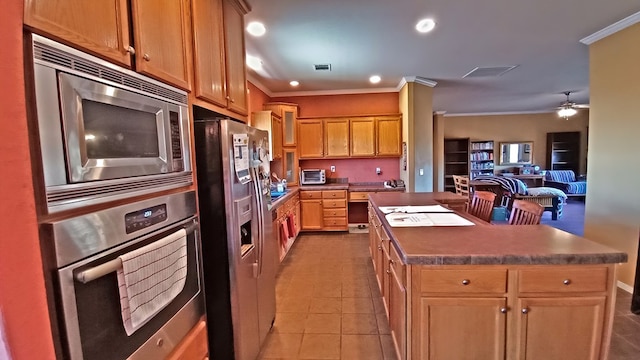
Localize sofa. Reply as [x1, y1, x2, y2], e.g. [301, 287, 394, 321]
[544, 170, 587, 197]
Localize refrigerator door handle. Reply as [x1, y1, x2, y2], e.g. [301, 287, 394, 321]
[251, 166, 265, 277]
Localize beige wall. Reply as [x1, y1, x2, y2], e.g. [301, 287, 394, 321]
[399, 82, 435, 192]
[399, 83, 413, 190]
[443, 112, 589, 174]
[585, 22, 640, 287]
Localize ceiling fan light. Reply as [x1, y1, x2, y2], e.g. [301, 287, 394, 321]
[557, 107, 577, 118]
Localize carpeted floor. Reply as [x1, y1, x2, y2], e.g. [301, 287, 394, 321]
[540, 198, 585, 236]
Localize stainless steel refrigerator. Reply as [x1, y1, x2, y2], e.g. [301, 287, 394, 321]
[194, 118, 276, 360]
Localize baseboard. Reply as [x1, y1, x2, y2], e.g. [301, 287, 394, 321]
[617, 281, 634, 294]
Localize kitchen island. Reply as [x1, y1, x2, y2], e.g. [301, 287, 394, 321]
[368, 192, 627, 360]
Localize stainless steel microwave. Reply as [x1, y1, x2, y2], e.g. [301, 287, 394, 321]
[300, 169, 326, 185]
[29, 35, 192, 213]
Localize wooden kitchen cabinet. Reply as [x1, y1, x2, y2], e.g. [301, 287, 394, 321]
[282, 148, 299, 186]
[300, 191, 323, 230]
[324, 119, 350, 158]
[264, 102, 298, 147]
[222, 0, 249, 115]
[24, 0, 132, 67]
[350, 117, 376, 157]
[131, 0, 191, 90]
[251, 111, 282, 160]
[274, 193, 300, 261]
[516, 297, 605, 360]
[419, 297, 507, 360]
[298, 120, 324, 158]
[377, 115, 402, 156]
[321, 190, 348, 230]
[166, 319, 208, 360]
[192, 0, 249, 116]
[25, 0, 192, 90]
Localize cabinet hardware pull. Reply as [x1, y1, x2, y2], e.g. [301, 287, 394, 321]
[500, 307, 508, 313]
[521, 308, 529, 314]
[377, 246, 382, 251]
[386, 270, 391, 274]
[563, 279, 571, 285]
[461, 279, 470, 285]
[143, 54, 150, 61]
[389, 259, 395, 265]
[230, 99, 235, 103]
[126, 46, 135, 55]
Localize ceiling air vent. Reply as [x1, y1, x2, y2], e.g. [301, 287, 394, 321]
[314, 64, 332, 71]
[463, 66, 518, 78]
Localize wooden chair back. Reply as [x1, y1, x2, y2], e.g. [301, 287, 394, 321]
[468, 191, 496, 223]
[452, 175, 470, 198]
[508, 199, 544, 225]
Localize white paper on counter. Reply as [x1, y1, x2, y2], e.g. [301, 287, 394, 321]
[385, 212, 475, 227]
[379, 205, 453, 214]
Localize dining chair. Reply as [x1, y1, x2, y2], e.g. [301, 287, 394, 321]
[452, 175, 470, 198]
[508, 199, 544, 225]
[467, 190, 496, 222]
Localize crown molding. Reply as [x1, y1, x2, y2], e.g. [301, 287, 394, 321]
[247, 74, 275, 97]
[444, 110, 555, 117]
[396, 76, 438, 90]
[266, 87, 398, 98]
[580, 11, 640, 45]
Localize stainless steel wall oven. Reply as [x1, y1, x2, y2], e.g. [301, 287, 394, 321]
[29, 34, 192, 213]
[41, 191, 203, 360]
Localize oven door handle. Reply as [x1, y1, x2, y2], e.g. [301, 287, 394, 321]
[75, 220, 198, 284]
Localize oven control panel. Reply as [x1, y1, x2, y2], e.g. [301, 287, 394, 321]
[125, 204, 167, 234]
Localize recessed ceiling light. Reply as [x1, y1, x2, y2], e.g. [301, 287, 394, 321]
[369, 75, 381, 84]
[416, 18, 436, 33]
[246, 55, 263, 71]
[246, 21, 266, 37]
[289, 80, 299, 87]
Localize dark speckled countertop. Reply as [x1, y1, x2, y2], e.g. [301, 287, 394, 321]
[369, 192, 628, 266]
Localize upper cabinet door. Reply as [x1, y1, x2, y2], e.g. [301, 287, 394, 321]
[24, 0, 132, 67]
[298, 120, 324, 158]
[324, 119, 350, 158]
[191, 0, 227, 107]
[377, 116, 402, 156]
[131, 0, 191, 91]
[281, 105, 298, 147]
[223, 0, 248, 115]
[350, 118, 375, 157]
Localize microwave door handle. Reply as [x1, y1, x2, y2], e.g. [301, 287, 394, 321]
[75, 220, 198, 284]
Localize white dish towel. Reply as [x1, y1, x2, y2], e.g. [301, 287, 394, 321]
[117, 229, 188, 336]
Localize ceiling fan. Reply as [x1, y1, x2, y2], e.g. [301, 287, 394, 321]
[556, 91, 589, 119]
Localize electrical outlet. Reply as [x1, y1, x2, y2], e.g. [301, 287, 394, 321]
[376, 167, 381, 175]
[330, 165, 336, 172]
[419, 169, 424, 176]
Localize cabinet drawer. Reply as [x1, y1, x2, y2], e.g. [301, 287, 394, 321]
[519, 267, 608, 294]
[323, 217, 347, 227]
[323, 208, 347, 218]
[349, 191, 369, 202]
[323, 199, 347, 208]
[322, 190, 346, 199]
[300, 191, 322, 199]
[420, 269, 507, 294]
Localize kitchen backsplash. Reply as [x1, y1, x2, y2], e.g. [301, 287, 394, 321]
[299, 158, 400, 183]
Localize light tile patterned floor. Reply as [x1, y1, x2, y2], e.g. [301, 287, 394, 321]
[258, 232, 396, 360]
[259, 232, 640, 359]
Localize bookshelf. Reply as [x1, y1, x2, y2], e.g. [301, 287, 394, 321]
[444, 138, 470, 192]
[470, 140, 494, 179]
[546, 132, 580, 174]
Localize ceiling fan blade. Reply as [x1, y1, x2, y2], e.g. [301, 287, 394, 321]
[574, 104, 590, 109]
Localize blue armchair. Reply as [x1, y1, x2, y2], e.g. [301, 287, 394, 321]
[544, 170, 587, 197]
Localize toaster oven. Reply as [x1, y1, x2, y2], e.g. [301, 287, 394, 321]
[300, 169, 326, 185]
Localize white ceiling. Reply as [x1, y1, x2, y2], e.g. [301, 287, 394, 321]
[244, 0, 640, 115]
